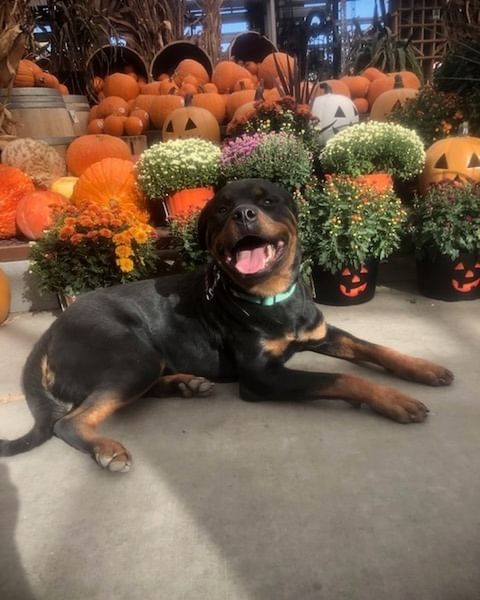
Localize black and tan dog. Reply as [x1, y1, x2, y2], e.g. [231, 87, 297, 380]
[0, 179, 453, 472]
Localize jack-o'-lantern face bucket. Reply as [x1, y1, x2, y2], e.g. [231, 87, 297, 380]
[417, 254, 480, 301]
[311, 259, 379, 306]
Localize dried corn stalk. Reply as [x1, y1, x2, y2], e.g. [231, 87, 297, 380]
[191, 0, 224, 65]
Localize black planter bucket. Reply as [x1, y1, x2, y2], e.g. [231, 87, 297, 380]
[416, 253, 480, 301]
[311, 258, 379, 306]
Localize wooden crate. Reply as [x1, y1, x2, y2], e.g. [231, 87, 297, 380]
[121, 134, 148, 155]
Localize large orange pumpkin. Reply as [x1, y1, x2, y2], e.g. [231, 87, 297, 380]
[258, 52, 296, 89]
[21, 59, 42, 76]
[162, 102, 220, 143]
[317, 79, 351, 98]
[139, 82, 163, 94]
[0, 268, 10, 324]
[226, 87, 256, 120]
[14, 60, 35, 87]
[65, 134, 132, 176]
[212, 61, 252, 93]
[72, 158, 147, 219]
[366, 76, 397, 107]
[361, 67, 387, 82]
[340, 75, 370, 98]
[149, 94, 184, 129]
[174, 59, 209, 86]
[132, 94, 157, 114]
[97, 96, 129, 118]
[16, 190, 66, 240]
[34, 72, 59, 89]
[370, 75, 418, 121]
[0, 165, 35, 239]
[419, 133, 480, 193]
[103, 73, 140, 101]
[192, 91, 226, 123]
[388, 70, 421, 90]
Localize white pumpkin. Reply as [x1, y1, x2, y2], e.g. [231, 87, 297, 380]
[312, 83, 360, 146]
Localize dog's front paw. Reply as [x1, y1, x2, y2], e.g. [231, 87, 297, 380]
[179, 377, 215, 398]
[413, 361, 454, 387]
[94, 439, 131, 473]
[370, 390, 429, 424]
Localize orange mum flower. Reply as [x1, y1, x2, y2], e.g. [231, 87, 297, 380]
[116, 257, 134, 273]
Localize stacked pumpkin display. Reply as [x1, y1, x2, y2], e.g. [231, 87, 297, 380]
[13, 59, 70, 95]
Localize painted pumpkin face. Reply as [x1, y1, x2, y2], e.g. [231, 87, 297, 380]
[311, 93, 359, 146]
[451, 258, 480, 294]
[162, 106, 220, 143]
[419, 135, 480, 193]
[339, 265, 369, 298]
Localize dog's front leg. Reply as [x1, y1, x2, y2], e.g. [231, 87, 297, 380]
[309, 325, 454, 387]
[238, 365, 429, 424]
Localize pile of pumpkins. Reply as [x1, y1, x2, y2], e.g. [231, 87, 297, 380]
[14, 59, 70, 95]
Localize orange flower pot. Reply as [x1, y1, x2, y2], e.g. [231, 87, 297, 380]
[353, 173, 393, 193]
[165, 186, 214, 218]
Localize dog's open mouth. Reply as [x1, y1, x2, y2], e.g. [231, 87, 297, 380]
[224, 236, 286, 275]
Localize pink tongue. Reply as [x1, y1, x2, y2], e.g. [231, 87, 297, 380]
[235, 247, 266, 274]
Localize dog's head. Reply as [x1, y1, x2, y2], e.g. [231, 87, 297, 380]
[198, 179, 299, 297]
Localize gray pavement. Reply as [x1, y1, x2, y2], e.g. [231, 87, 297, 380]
[0, 286, 479, 600]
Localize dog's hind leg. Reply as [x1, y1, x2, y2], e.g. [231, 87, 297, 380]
[147, 374, 215, 398]
[53, 390, 136, 472]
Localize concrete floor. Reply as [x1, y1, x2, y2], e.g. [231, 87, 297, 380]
[1, 286, 479, 600]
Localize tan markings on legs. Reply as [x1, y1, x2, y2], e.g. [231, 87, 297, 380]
[40, 355, 55, 390]
[148, 374, 215, 398]
[55, 393, 132, 472]
[335, 336, 454, 386]
[262, 316, 327, 358]
[320, 374, 429, 423]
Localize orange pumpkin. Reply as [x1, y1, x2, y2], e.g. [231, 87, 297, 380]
[124, 116, 144, 136]
[202, 82, 218, 93]
[370, 75, 418, 121]
[103, 72, 140, 101]
[89, 105, 101, 121]
[388, 70, 421, 90]
[130, 109, 150, 129]
[98, 96, 129, 118]
[233, 78, 255, 91]
[182, 75, 199, 87]
[57, 83, 69, 95]
[245, 61, 258, 76]
[65, 134, 132, 177]
[0, 268, 10, 325]
[140, 82, 163, 94]
[34, 73, 59, 89]
[258, 52, 296, 88]
[157, 73, 170, 81]
[149, 94, 184, 129]
[226, 86, 256, 120]
[14, 60, 35, 87]
[158, 78, 179, 95]
[367, 76, 397, 107]
[21, 59, 43, 76]
[0, 165, 35, 239]
[361, 67, 387, 82]
[263, 88, 281, 103]
[174, 59, 210, 86]
[317, 79, 351, 98]
[179, 82, 199, 96]
[103, 115, 126, 136]
[192, 91, 226, 123]
[16, 190, 65, 240]
[340, 75, 370, 98]
[212, 61, 252, 93]
[353, 97, 369, 114]
[162, 101, 220, 143]
[133, 94, 157, 114]
[87, 118, 105, 134]
[72, 158, 147, 219]
[51, 176, 78, 199]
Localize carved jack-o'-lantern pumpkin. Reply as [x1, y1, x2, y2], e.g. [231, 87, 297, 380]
[419, 127, 480, 193]
[162, 96, 220, 143]
[451, 258, 480, 294]
[338, 265, 370, 298]
[311, 83, 359, 146]
[369, 75, 418, 122]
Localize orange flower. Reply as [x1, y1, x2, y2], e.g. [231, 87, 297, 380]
[79, 216, 94, 228]
[59, 225, 75, 240]
[70, 233, 85, 245]
[115, 244, 132, 258]
[99, 228, 113, 238]
[130, 226, 149, 244]
[113, 231, 132, 245]
[116, 257, 134, 273]
[86, 230, 99, 239]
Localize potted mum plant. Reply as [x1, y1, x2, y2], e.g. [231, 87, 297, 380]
[298, 176, 407, 305]
[220, 132, 313, 193]
[136, 138, 221, 219]
[319, 121, 425, 192]
[30, 201, 160, 307]
[411, 180, 480, 301]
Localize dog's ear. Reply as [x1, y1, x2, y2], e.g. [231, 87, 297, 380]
[196, 201, 211, 251]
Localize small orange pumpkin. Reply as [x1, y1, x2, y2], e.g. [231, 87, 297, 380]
[212, 61, 252, 93]
[361, 67, 387, 82]
[14, 60, 35, 87]
[16, 190, 65, 240]
[353, 97, 369, 114]
[192, 91, 227, 123]
[57, 83, 69, 95]
[103, 115, 126, 136]
[87, 118, 105, 134]
[98, 96, 129, 118]
[130, 109, 150, 129]
[124, 116, 144, 136]
[103, 72, 140, 101]
[158, 78, 179, 95]
[140, 82, 163, 94]
[34, 72, 59, 89]
[149, 93, 185, 129]
[340, 75, 370, 98]
[65, 135, 132, 177]
[174, 59, 209, 86]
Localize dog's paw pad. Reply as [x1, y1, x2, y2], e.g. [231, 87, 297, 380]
[94, 440, 131, 473]
[179, 377, 214, 398]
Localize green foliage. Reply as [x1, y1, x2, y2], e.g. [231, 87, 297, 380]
[136, 139, 221, 201]
[221, 131, 313, 193]
[298, 177, 407, 273]
[434, 40, 480, 97]
[387, 85, 465, 147]
[410, 181, 480, 260]
[319, 121, 425, 180]
[169, 210, 208, 271]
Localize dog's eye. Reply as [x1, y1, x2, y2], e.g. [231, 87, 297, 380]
[217, 206, 228, 214]
[262, 198, 275, 206]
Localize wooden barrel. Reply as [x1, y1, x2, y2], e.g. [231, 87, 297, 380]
[150, 42, 213, 81]
[42, 136, 76, 161]
[86, 45, 149, 102]
[0, 88, 75, 138]
[63, 94, 90, 135]
[228, 32, 278, 63]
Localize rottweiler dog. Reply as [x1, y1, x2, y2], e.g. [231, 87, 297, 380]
[0, 179, 453, 472]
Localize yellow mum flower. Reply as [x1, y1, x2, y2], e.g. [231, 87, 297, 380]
[113, 231, 132, 245]
[117, 258, 134, 273]
[115, 244, 132, 258]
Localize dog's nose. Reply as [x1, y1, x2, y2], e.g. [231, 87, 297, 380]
[233, 205, 258, 225]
